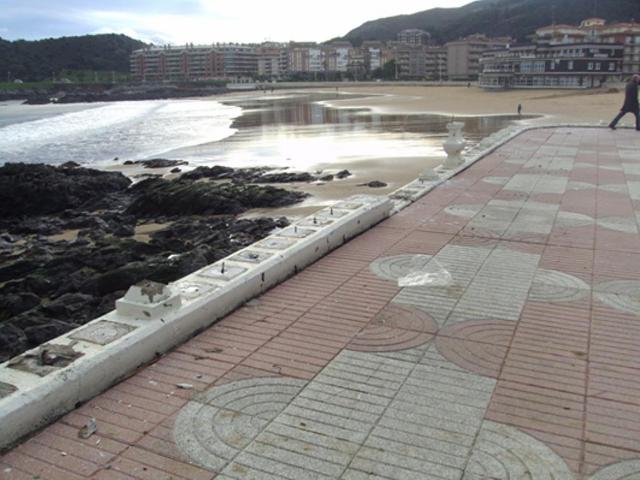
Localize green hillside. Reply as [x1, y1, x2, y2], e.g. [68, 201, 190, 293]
[0, 34, 146, 82]
[343, 0, 639, 45]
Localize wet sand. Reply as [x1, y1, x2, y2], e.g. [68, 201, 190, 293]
[242, 155, 442, 219]
[107, 86, 627, 220]
[313, 85, 624, 125]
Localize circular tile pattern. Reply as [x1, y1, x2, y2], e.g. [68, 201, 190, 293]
[174, 377, 306, 470]
[567, 181, 596, 191]
[347, 304, 438, 352]
[600, 184, 629, 194]
[482, 176, 510, 185]
[529, 269, 591, 303]
[435, 319, 516, 378]
[590, 460, 640, 480]
[438, 319, 516, 347]
[463, 421, 576, 480]
[445, 204, 484, 218]
[555, 211, 595, 228]
[369, 254, 433, 282]
[598, 217, 638, 234]
[595, 280, 640, 316]
[574, 162, 596, 170]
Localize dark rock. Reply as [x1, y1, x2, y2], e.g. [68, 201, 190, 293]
[24, 275, 54, 296]
[126, 178, 308, 217]
[133, 173, 161, 180]
[112, 223, 135, 237]
[180, 165, 315, 184]
[23, 97, 46, 105]
[0, 233, 16, 243]
[22, 319, 76, 349]
[60, 161, 81, 169]
[170, 167, 182, 173]
[65, 215, 109, 231]
[0, 160, 312, 361]
[180, 165, 235, 180]
[254, 172, 314, 183]
[41, 293, 96, 318]
[125, 159, 189, 169]
[0, 259, 38, 283]
[0, 323, 27, 362]
[319, 174, 334, 182]
[0, 163, 131, 217]
[8, 217, 64, 235]
[336, 170, 352, 179]
[84, 261, 154, 296]
[0, 292, 40, 319]
[358, 180, 387, 188]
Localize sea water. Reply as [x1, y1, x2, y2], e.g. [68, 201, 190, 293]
[0, 99, 241, 166]
[0, 93, 523, 171]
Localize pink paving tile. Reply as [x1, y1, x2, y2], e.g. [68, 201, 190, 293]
[595, 229, 640, 253]
[539, 244, 594, 274]
[548, 224, 596, 249]
[6, 126, 640, 479]
[383, 231, 453, 255]
[594, 250, 640, 279]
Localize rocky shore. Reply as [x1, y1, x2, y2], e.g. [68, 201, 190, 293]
[0, 162, 311, 362]
[0, 84, 230, 105]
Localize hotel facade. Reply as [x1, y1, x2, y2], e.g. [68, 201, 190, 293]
[479, 18, 638, 89]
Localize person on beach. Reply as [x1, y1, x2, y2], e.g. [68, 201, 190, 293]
[609, 74, 640, 131]
[517, 104, 522, 116]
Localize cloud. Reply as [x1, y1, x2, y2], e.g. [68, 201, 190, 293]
[90, 26, 167, 45]
[1, 0, 474, 43]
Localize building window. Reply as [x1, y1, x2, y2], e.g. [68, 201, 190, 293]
[609, 62, 616, 71]
[595, 62, 601, 71]
[588, 62, 594, 70]
[568, 61, 574, 70]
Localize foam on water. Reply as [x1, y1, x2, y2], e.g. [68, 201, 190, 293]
[0, 99, 242, 165]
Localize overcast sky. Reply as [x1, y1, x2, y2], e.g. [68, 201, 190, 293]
[0, 0, 473, 44]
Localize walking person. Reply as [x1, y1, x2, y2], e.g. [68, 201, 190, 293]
[517, 103, 522, 116]
[609, 74, 640, 131]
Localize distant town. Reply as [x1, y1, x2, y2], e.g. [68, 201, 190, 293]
[131, 17, 640, 89]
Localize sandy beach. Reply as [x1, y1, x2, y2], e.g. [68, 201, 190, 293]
[315, 84, 628, 125]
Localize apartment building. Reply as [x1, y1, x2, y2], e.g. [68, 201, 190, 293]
[324, 42, 351, 73]
[397, 29, 431, 46]
[287, 42, 325, 74]
[347, 48, 367, 79]
[362, 41, 385, 72]
[256, 43, 288, 79]
[131, 16, 636, 84]
[446, 34, 511, 80]
[130, 44, 224, 81]
[389, 43, 426, 79]
[599, 22, 640, 75]
[216, 44, 258, 79]
[425, 46, 447, 81]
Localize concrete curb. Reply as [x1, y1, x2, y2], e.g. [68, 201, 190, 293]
[0, 195, 391, 449]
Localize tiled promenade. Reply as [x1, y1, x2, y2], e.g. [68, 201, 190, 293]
[3, 127, 640, 480]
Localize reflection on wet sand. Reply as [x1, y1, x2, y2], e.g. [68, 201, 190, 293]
[166, 92, 529, 217]
[169, 93, 526, 172]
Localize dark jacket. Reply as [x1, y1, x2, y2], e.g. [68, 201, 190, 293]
[622, 79, 639, 113]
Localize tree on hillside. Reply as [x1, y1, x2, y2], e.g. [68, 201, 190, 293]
[0, 34, 146, 82]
